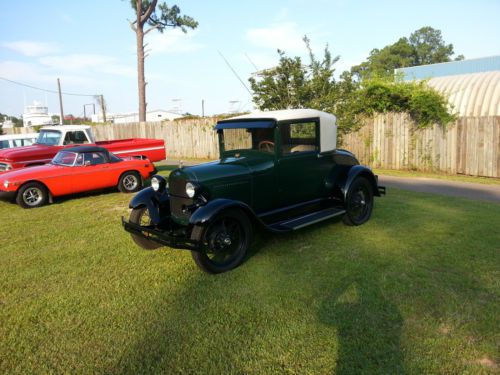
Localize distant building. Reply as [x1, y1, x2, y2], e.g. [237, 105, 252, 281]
[91, 110, 183, 124]
[395, 56, 500, 117]
[1, 117, 15, 129]
[23, 101, 54, 127]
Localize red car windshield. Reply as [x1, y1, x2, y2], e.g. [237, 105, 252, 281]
[52, 151, 77, 166]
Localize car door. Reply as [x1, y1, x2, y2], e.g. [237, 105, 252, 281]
[276, 119, 331, 207]
[71, 152, 112, 193]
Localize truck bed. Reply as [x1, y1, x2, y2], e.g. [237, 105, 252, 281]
[96, 138, 166, 162]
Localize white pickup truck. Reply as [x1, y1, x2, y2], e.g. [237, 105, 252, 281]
[0, 125, 166, 172]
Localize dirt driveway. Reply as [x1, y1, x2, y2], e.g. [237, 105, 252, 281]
[379, 175, 500, 203]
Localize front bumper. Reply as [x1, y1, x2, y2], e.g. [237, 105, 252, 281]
[122, 217, 201, 251]
[0, 189, 16, 201]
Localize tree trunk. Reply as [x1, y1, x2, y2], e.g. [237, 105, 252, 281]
[136, 0, 146, 123]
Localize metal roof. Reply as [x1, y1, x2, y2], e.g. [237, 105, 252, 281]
[396, 55, 500, 80]
[427, 71, 500, 116]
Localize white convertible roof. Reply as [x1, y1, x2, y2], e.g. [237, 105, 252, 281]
[227, 109, 337, 152]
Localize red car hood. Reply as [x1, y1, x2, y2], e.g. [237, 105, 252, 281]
[0, 144, 54, 162]
[0, 164, 66, 182]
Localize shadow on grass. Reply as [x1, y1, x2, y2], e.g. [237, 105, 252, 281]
[318, 274, 405, 374]
[107, 191, 499, 373]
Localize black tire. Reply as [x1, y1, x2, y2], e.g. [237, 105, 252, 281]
[343, 177, 374, 226]
[16, 182, 48, 209]
[129, 206, 162, 250]
[118, 171, 142, 193]
[191, 209, 252, 274]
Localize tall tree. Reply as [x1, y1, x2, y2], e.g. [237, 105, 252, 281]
[249, 39, 455, 133]
[129, 0, 197, 122]
[352, 26, 463, 80]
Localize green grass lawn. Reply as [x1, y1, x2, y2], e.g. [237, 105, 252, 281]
[0, 185, 499, 374]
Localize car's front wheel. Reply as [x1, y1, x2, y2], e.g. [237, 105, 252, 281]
[191, 209, 252, 274]
[118, 171, 143, 193]
[16, 182, 49, 209]
[343, 176, 374, 226]
[129, 206, 162, 250]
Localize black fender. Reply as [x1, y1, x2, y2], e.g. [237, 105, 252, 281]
[189, 198, 257, 227]
[129, 187, 170, 225]
[338, 165, 381, 199]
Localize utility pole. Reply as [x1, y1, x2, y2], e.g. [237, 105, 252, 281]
[100, 95, 106, 122]
[57, 78, 64, 125]
[201, 99, 205, 117]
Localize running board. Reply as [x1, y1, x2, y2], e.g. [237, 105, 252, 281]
[269, 207, 346, 231]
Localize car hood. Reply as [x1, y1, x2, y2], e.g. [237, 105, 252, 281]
[184, 158, 251, 182]
[168, 157, 251, 197]
[0, 164, 65, 182]
[0, 144, 52, 161]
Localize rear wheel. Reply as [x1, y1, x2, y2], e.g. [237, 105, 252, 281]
[119, 171, 142, 193]
[129, 206, 162, 249]
[191, 209, 252, 274]
[343, 177, 374, 226]
[16, 182, 48, 209]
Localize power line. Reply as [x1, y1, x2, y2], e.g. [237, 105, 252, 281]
[217, 51, 252, 96]
[0, 76, 96, 97]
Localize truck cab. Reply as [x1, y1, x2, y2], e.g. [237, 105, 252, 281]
[123, 109, 385, 274]
[35, 125, 95, 146]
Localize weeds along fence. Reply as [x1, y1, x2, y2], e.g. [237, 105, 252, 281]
[5, 114, 500, 177]
[341, 114, 500, 178]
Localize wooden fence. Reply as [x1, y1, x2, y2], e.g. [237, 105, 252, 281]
[4, 114, 500, 177]
[341, 114, 500, 178]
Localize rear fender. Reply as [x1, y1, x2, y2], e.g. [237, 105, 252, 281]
[338, 165, 381, 199]
[129, 187, 170, 225]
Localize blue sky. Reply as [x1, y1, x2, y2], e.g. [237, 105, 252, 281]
[1, 0, 499, 118]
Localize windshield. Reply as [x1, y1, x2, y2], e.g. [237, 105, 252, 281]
[36, 130, 62, 146]
[220, 127, 275, 154]
[52, 151, 77, 166]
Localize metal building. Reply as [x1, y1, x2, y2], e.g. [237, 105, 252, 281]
[395, 56, 500, 117]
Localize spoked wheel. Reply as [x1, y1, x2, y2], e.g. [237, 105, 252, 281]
[16, 182, 48, 209]
[191, 209, 252, 274]
[129, 206, 162, 249]
[119, 171, 143, 193]
[343, 177, 374, 226]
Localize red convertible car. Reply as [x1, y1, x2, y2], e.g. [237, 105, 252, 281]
[0, 146, 157, 208]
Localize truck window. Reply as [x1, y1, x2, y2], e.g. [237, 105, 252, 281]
[280, 122, 318, 155]
[0, 140, 9, 149]
[36, 130, 62, 145]
[64, 131, 89, 145]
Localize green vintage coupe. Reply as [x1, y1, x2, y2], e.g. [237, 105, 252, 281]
[122, 109, 385, 273]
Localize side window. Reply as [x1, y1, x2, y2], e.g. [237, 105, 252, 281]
[0, 140, 9, 149]
[280, 121, 318, 155]
[23, 139, 34, 146]
[13, 139, 23, 147]
[64, 131, 89, 145]
[83, 152, 106, 166]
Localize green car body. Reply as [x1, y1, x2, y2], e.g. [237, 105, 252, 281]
[122, 109, 385, 273]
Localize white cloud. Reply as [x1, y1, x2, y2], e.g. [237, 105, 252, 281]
[145, 28, 203, 55]
[39, 54, 135, 77]
[246, 22, 306, 53]
[2, 40, 59, 57]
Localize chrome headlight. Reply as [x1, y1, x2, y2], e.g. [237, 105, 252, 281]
[150, 175, 167, 192]
[186, 182, 196, 198]
[3, 180, 9, 188]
